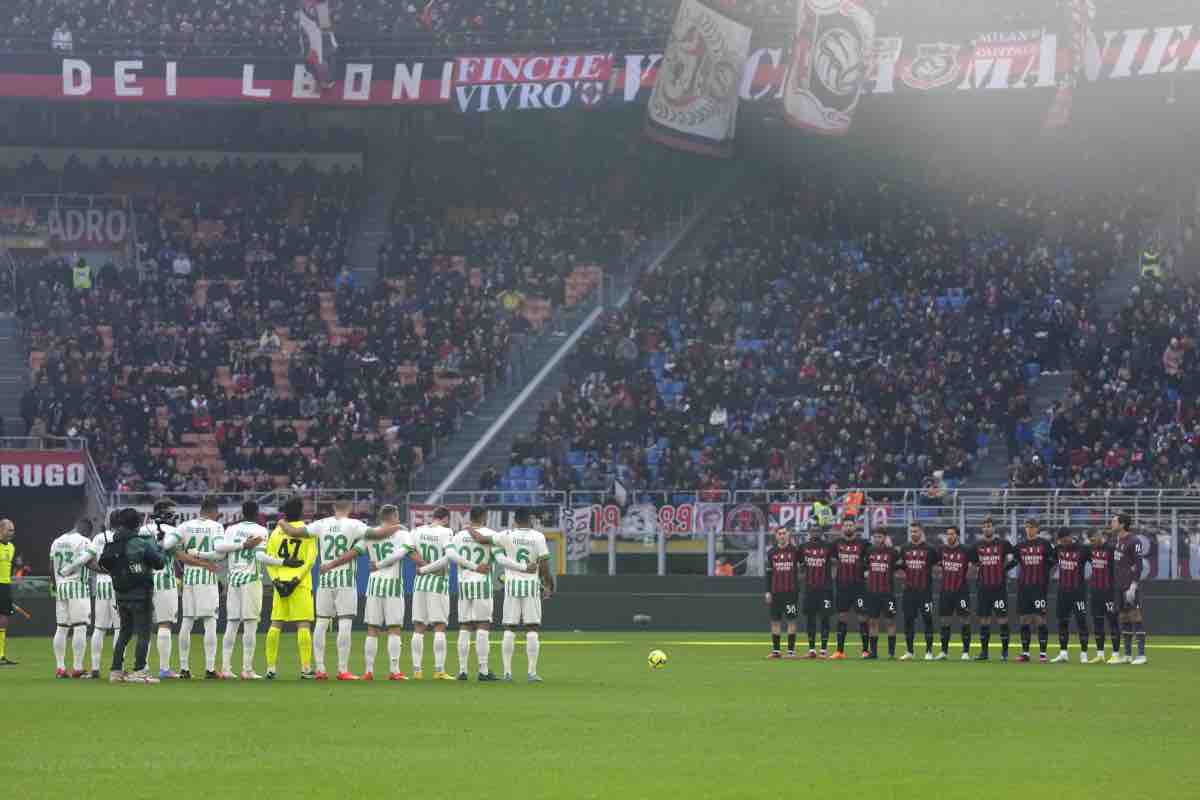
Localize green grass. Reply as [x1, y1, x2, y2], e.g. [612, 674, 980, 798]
[7, 631, 1200, 800]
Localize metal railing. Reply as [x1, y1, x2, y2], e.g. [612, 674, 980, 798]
[0, 436, 88, 450]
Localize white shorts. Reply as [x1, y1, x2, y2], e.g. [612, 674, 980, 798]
[56, 598, 90, 626]
[411, 591, 449, 625]
[316, 587, 358, 619]
[364, 595, 406, 628]
[182, 584, 219, 618]
[502, 594, 542, 626]
[458, 597, 493, 624]
[154, 589, 179, 625]
[93, 595, 119, 630]
[226, 583, 264, 622]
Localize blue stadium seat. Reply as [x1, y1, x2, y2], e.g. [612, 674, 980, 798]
[508, 465, 524, 480]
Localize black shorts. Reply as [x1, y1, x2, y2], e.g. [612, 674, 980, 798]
[1090, 591, 1118, 619]
[0, 583, 11, 616]
[864, 593, 897, 619]
[977, 586, 1009, 617]
[803, 589, 833, 616]
[769, 592, 799, 622]
[902, 591, 934, 620]
[836, 584, 865, 614]
[1117, 585, 1142, 614]
[1056, 590, 1087, 622]
[1017, 586, 1049, 616]
[938, 590, 970, 618]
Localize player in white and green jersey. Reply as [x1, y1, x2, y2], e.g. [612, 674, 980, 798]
[306, 496, 402, 680]
[321, 504, 420, 680]
[410, 506, 480, 680]
[49, 518, 98, 678]
[175, 497, 225, 679]
[89, 511, 122, 678]
[452, 506, 502, 681]
[468, 507, 554, 682]
[140, 499, 180, 678]
[210, 500, 275, 679]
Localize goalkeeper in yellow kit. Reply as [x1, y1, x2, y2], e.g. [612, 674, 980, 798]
[265, 496, 319, 679]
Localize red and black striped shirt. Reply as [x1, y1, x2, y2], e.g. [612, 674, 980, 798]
[801, 541, 836, 591]
[1017, 539, 1056, 588]
[972, 539, 1015, 589]
[766, 544, 801, 594]
[939, 545, 971, 593]
[1088, 544, 1116, 592]
[865, 546, 899, 594]
[834, 539, 868, 587]
[899, 543, 940, 593]
[1055, 544, 1090, 592]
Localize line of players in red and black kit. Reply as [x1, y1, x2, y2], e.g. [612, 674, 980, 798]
[764, 513, 1148, 664]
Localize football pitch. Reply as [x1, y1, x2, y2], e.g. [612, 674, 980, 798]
[7, 631, 1200, 800]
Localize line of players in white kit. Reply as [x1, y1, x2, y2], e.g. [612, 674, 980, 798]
[48, 497, 554, 682]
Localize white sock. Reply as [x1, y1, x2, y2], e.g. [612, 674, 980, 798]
[337, 619, 352, 674]
[91, 628, 105, 671]
[388, 634, 402, 673]
[313, 618, 330, 673]
[157, 627, 172, 672]
[178, 618, 194, 672]
[71, 626, 86, 671]
[502, 630, 515, 676]
[411, 632, 425, 672]
[456, 629, 470, 674]
[222, 621, 239, 673]
[53, 626, 67, 669]
[203, 618, 218, 672]
[526, 631, 540, 675]
[364, 635, 378, 674]
[242, 625, 257, 673]
[476, 629, 490, 674]
[433, 631, 447, 672]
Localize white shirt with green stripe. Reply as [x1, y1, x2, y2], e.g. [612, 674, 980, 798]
[92, 529, 117, 600]
[177, 518, 224, 586]
[49, 531, 96, 600]
[493, 528, 550, 598]
[310, 515, 370, 590]
[139, 522, 179, 592]
[218, 521, 270, 587]
[356, 530, 414, 598]
[411, 524, 455, 594]
[453, 528, 496, 601]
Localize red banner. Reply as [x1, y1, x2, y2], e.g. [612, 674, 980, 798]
[0, 450, 86, 488]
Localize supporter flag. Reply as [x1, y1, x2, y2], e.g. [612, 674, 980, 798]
[644, 0, 752, 157]
[783, 0, 877, 136]
[298, 0, 337, 90]
[1044, 0, 1094, 130]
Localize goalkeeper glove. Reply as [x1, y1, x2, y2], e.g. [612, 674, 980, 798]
[274, 578, 299, 598]
[282, 557, 304, 569]
[1124, 584, 1138, 604]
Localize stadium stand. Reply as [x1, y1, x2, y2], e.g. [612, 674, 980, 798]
[515, 160, 1156, 497]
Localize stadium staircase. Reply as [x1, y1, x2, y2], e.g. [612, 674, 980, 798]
[346, 121, 407, 287]
[413, 166, 748, 500]
[0, 312, 26, 435]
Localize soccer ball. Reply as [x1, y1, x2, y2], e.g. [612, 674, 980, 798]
[648, 649, 668, 669]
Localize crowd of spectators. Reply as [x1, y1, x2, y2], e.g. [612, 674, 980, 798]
[507, 158, 1150, 497]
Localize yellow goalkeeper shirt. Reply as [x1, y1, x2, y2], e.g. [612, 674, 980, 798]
[265, 521, 317, 590]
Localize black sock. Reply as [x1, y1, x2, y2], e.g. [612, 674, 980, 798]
[836, 622, 847, 652]
[870, 635, 879, 656]
[1059, 621, 1070, 651]
[887, 635, 897, 657]
[807, 614, 816, 649]
[980, 625, 991, 655]
[922, 614, 934, 652]
[1080, 629, 1089, 653]
[1000, 624, 1011, 656]
[787, 633, 796, 653]
[904, 621, 915, 654]
[771, 634, 780, 653]
[1094, 620, 1106, 654]
[1037, 624, 1049, 654]
[940, 625, 951, 654]
[962, 624, 972, 654]
[1123, 626, 1133, 657]
[820, 617, 830, 650]
[859, 623, 869, 652]
[1020, 624, 1032, 653]
[1134, 622, 1146, 657]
